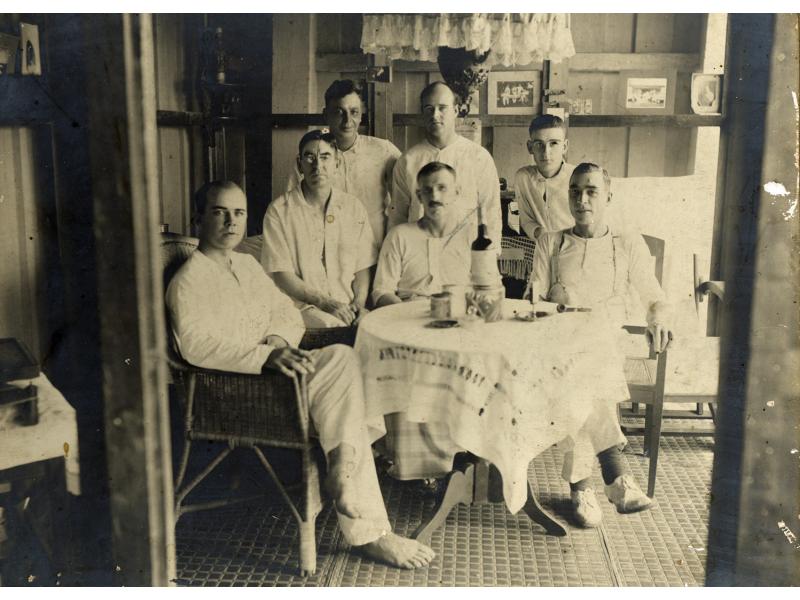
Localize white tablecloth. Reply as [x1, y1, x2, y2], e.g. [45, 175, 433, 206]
[1, 374, 81, 495]
[355, 299, 630, 513]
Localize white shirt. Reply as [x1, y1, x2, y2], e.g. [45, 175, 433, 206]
[287, 134, 401, 243]
[372, 221, 473, 304]
[513, 162, 576, 240]
[261, 186, 378, 307]
[388, 136, 501, 248]
[529, 228, 667, 325]
[166, 250, 305, 374]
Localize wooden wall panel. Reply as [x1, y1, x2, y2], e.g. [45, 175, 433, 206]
[567, 72, 621, 114]
[0, 128, 49, 360]
[492, 127, 529, 183]
[571, 14, 635, 52]
[154, 14, 187, 112]
[272, 14, 317, 198]
[635, 14, 677, 52]
[568, 126, 629, 177]
[157, 127, 193, 234]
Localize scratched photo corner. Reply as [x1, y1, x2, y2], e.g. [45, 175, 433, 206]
[0, 8, 798, 589]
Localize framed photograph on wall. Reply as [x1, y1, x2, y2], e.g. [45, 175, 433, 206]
[691, 73, 722, 114]
[487, 71, 542, 115]
[617, 70, 677, 115]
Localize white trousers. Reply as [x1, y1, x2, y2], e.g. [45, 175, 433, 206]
[559, 399, 627, 483]
[306, 344, 390, 546]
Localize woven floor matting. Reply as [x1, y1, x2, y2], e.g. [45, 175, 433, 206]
[175, 434, 714, 587]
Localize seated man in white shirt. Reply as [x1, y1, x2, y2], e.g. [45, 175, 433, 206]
[513, 114, 576, 240]
[166, 181, 435, 569]
[262, 130, 377, 328]
[373, 162, 472, 307]
[527, 162, 674, 527]
[286, 79, 401, 246]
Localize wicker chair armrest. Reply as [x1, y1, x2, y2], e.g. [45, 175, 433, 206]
[168, 353, 310, 446]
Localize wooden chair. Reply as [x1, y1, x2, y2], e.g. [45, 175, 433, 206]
[160, 234, 354, 576]
[621, 245, 723, 498]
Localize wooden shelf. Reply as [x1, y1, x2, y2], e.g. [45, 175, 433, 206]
[392, 113, 723, 128]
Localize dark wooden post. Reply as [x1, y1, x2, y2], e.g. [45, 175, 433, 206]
[706, 14, 800, 586]
[82, 14, 175, 585]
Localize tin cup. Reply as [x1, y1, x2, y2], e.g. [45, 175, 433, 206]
[430, 292, 452, 319]
[442, 284, 469, 318]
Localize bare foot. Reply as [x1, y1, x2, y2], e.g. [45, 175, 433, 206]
[358, 533, 435, 569]
[326, 445, 361, 519]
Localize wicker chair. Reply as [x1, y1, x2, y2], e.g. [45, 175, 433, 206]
[160, 234, 353, 576]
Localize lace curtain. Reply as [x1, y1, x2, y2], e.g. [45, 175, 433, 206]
[361, 13, 576, 66]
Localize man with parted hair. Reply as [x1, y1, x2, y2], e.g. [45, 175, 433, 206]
[286, 79, 401, 245]
[263, 130, 376, 328]
[373, 161, 472, 307]
[514, 114, 576, 240]
[388, 81, 501, 248]
[527, 161, 674, 528]
[166, 180, 435, 568]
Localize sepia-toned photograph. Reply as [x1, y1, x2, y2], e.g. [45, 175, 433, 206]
[0, 4, 798, 591]
[488, 71, 542, 114]
[624, 78, 668, 109]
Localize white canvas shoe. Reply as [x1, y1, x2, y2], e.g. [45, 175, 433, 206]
[571, 488, 603, 528]
[604, 474, 653, 514]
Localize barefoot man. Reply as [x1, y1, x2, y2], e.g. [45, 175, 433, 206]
[166, 180, 434, 568]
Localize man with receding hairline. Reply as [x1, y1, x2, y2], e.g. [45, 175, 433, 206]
[388, 82, 501, 248]
[166, 180, 435, 569]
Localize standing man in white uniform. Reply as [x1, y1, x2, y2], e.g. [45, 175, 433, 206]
[286, 79, 401, 246]
[388, 82, 501, 248]
[513, 114, 576, 240]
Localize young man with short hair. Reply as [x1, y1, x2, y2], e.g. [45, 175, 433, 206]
[373, 161, 472, 307]
[388, 82, 501, 248]
[514, 114, 576, 240]
[166, 180, 435, 568]
[528, 162, 674, 527]
[262, 130, 376, 328]
[287, 79, 400, 245]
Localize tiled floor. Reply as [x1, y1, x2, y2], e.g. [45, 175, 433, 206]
[175, 431, 715, 586]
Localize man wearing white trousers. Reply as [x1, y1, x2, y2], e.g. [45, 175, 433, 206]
[166, 180, 434, 568]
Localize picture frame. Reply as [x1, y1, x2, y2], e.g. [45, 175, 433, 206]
[691, 73, 723, 114]
[617, 70, 677, 115]
[487, 71, 542, 115]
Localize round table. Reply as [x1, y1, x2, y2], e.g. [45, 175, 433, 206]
[355, 298, 630, 515]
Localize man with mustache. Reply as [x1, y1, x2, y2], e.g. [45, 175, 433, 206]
[373, 161, 472, 307]
[166, 180, 435, 568]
